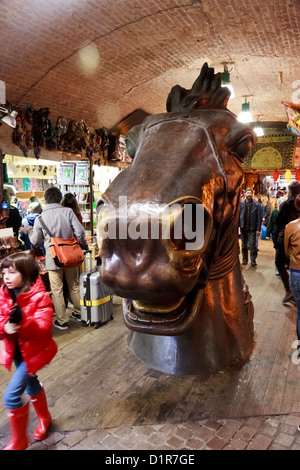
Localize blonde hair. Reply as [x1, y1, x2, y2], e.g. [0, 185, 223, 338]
[261, 195, 269, 207]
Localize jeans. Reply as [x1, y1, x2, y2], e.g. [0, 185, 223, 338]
[241, 229, 257, 263]
[289, 270, 300, 344]
[3, 360, 41, 410]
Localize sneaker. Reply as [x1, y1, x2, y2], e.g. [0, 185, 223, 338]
[53, 319, 69, 330]
[242, 260, 248, 265]
[71, 312, 81, 322]
[282, 292, 296, 307]
[275, 268, 280, 276]
[251, 261, 257, 267]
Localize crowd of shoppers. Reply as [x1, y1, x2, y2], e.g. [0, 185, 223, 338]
[240, 182, 300, 308]
[20, 187, 88, 330]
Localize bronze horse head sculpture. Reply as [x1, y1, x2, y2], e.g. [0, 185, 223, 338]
[96, 63, 256, 375]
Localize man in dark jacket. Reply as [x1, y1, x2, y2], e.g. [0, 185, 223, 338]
[274, 181, 300, 306]
[3, 188, 22, 238]
[240, 188, 262, 267]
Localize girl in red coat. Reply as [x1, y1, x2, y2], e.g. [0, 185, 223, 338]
[0, 252, 57, 450]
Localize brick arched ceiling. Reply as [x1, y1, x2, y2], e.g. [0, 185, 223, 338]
[1, 0, 299, 131]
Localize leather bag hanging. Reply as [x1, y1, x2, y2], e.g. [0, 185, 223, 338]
[39, 216, 84, 268]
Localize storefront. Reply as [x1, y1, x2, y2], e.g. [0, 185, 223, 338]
[243, 121, 300, 197]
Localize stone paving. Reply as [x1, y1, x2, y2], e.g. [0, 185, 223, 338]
[1, 413, 299, 451]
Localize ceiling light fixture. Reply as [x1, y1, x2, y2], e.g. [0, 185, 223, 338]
[237, 97, 253, 123]
[221, 65, 235, 99]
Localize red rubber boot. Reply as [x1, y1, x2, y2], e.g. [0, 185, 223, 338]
[30, 387, 52, 440]
[3, 402, 29, 450]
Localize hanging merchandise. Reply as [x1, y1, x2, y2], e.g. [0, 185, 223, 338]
[30, 178, 37, 192]
[273, 169, 279, 182]
[23, 177, 31, 191]
[75, 162, 89, 184]
[59, 163, 75, 184]
[296, 169, 300, 182]
[285, 169, 292, 182]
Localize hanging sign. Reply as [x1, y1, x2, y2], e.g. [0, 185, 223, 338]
[75, 162, 89, 184]
[59, 163, 75, 184]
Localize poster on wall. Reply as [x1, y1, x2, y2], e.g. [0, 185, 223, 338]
[243, 132, 296, 170]
[59, 163, 75, 184]
[75, 162, 89, 184]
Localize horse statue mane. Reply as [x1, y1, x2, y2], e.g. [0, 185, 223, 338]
[97, 62, 256, 376]
[166, 62, 230, 112]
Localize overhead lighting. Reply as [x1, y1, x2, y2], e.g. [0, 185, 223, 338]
[254, 124, 264, 137]
[0, 106, 18, 128]
[254, 116, 264, 136]
[221, 65, 235, 99]
[237, 98, 253, 123]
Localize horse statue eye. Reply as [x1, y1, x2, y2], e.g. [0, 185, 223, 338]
[230, 136, 254, 160]
[125, 136, 138, 160]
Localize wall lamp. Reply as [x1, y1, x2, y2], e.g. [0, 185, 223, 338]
[221, 65, 235, 99]
[0, 105, 18, 128]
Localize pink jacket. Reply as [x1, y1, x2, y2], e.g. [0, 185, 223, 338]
[0, 276, 57, 374]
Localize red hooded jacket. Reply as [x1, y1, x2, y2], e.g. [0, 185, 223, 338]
[0, 276, 57, 374]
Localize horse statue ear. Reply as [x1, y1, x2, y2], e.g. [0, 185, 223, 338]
[166, 62, 231, 113]
[166, 85, 188, 112]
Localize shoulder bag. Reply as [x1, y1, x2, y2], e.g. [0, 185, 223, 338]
[39, 216, 84, 268]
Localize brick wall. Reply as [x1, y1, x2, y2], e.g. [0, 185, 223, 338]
[0, 0, 299, 130]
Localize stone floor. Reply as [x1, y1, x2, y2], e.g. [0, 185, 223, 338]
[1, 239, 300, 453]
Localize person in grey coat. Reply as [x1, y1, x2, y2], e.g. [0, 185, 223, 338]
[21, 186, 88, 330]
[240, 188, 262, 267]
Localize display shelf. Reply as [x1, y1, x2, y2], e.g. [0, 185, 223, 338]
[16, 191, 45, 199]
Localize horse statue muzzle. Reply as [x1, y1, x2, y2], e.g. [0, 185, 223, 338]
[96, 63, 256, 375]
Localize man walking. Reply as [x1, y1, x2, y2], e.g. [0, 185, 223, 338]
[21, 187, 88, 330]
[240, 188, 262, 267]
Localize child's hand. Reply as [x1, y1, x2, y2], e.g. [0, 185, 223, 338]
[4, 322, 20, 334]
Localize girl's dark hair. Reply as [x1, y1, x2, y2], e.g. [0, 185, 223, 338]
[61, 192, 81, 216]
[1, 252, 40, 292]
